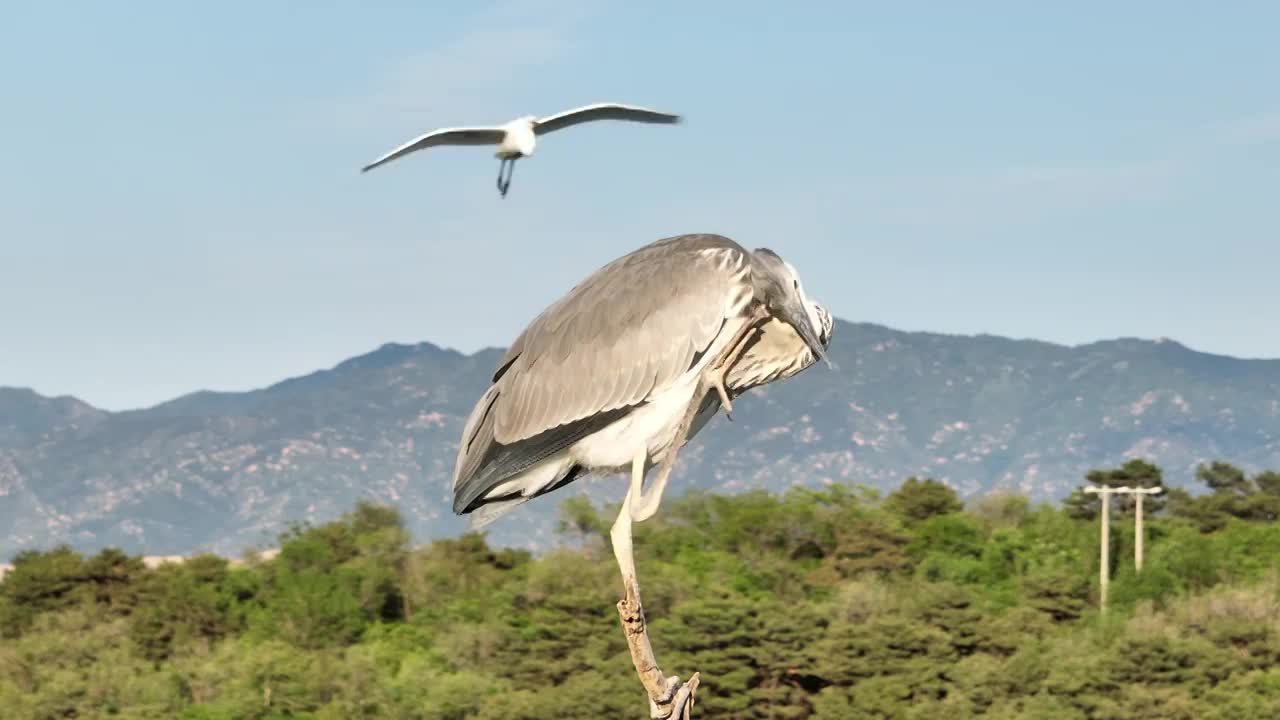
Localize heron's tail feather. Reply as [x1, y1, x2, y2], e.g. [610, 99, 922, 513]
[467, 496, 531, 532]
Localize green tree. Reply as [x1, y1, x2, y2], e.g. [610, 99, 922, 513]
[82, 547, 147, 611]
[970, 492, 1031, 531]
[130, 554, 249, 662]
[1170, 462, 1280, 530]
[1254, 471, 1280, 495]
[554, 495, 609, 556]
[822, 516, 913, 579]
[1064, 459, 1166, 520]
[0, 545, 86, 637]
[1020, 568, 1089, 622]
[5, 475, 1280, 720]
[1247, 471, 1280, 521]
[885, 477, 963, 525]
[1198, 461, 1251, 496]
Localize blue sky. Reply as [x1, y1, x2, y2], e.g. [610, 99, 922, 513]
[3, 1, 1278, 410]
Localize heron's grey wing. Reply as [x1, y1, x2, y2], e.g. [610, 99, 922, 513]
[452, 234, 754, 507]
[533, 103, 681, 135]
[492, 233, 752, 444]
[451, 383, 629, 514]
[360, 127, 506, 172]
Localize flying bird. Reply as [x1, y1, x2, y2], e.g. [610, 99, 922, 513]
[360, 102, 682, 197]
[450, 233, 833, 718]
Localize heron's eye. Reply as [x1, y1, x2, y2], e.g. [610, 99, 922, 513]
[793, 280, 799, 290]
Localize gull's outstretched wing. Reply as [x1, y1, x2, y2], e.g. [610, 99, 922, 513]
[451, 233, 755, 514]
[533, 103, 681, 135]
[360, 127, 506, 172]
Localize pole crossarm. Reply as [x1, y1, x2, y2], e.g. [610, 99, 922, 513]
[1084, 485, 1163, 495]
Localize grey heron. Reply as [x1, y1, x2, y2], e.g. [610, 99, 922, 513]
[360, 102, 682, 197]
[451, 233, 833, 718]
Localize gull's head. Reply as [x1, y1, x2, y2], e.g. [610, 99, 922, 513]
[506, 115, 538, 130]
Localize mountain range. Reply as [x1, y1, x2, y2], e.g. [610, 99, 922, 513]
[3, 319, 1279, 560]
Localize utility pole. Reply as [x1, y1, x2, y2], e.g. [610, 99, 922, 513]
[1085, 485, 1115, 613]
[1132, 486, 1162, 573]
[1083, 485, 1163, 613]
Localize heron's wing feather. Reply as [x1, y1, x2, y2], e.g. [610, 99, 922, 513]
[464, 465, 589, 529]
[533, 103, 681, 135]
[490, 234, 752, 446]
[360, 127, 506, 172]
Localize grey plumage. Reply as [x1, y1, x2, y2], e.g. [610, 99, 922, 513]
[450, 233, 832, 526]
[490, 233, 749, 445]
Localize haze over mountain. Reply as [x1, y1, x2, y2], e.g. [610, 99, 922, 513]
[2, 319, 1279, 560]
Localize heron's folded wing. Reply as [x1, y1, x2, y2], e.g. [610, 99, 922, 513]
[450, 234, 754, 507]
[533, 103, 681, 135]
[488, 234, 752, 447]
[360, 127, 506, 172]
[450, 235, 758, 513]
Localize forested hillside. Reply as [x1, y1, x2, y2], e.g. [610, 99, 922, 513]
[5, 320, 1280, 559]
[3, 460, 1280, 719]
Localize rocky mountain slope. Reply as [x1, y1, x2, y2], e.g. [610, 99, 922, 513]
[2, 320, 1279, 559]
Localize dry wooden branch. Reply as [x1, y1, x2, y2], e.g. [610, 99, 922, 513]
[617, 577, 699, 719]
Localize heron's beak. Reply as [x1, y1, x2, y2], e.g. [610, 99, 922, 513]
[784, 300, 834, 370]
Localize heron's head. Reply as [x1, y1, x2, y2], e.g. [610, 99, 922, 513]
[751, 248, 832, 368]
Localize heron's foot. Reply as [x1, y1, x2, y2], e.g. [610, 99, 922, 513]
[710, 370, 733, 420]
[648, 674, 699, 720]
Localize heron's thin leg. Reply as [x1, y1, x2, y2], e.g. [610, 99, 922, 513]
[631, 379, 713, 523]
[705, 305, 770, 420]
[613, 449, 699, 719]
[611, 459, 640, 601]
[614, 311, 771, 717]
